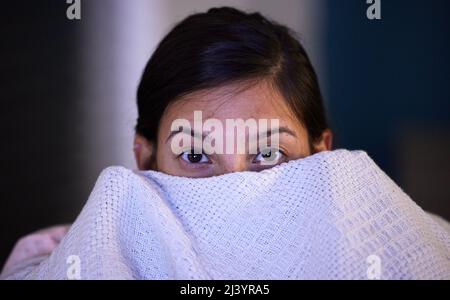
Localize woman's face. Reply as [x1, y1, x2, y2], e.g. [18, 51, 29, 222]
[135, 81, 332, 177]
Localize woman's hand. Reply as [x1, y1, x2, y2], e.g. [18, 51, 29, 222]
[1, 225, 70, 276]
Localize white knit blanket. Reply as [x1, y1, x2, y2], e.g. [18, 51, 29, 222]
[4, 150, 450, 279]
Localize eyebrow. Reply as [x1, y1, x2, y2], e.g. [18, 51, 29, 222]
[166, 127, 208, 143]
[250, 126, 297, 140]
[166, 126, 297, 143]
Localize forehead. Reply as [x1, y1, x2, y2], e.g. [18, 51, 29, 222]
[161, 80, 298, 123]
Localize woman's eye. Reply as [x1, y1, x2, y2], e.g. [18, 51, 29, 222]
[253, 148, 284, 164]
[180, 151, 210, 164]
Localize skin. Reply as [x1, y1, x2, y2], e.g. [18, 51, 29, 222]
[134, 80, 333, 177]
[1, 80, 332, 275]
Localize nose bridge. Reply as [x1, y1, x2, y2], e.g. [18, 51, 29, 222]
[216, 154, 249, 174]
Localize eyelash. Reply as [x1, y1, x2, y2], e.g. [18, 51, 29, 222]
[178, 148, 287, 165]
[252, 148, 286, 164]
[179, 151, 211, 164]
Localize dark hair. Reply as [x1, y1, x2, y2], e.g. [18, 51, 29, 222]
[136, 7, 328, 148]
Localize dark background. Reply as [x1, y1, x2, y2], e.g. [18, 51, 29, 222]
[325, 0, 450, 222]
[1, 2, 86, 266]
[1, 0, 449, 267]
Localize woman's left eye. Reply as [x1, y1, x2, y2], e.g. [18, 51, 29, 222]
[180, 151, 210, 164]
[253, 148, 285, 164]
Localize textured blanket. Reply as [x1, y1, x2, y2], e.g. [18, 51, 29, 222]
[3, 150, 450, 279]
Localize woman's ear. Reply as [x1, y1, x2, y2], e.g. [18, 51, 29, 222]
[133, 134, 155, 170]
[313, 129, 333, 152]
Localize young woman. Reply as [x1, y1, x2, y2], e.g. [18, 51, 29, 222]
[4, 6, 332, 276]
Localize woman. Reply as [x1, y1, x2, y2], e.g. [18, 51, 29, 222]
[3, 7, 332, 273]
[2, 7, 448, 279]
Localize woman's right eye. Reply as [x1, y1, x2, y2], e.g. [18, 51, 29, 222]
[180, 151, 210, 164]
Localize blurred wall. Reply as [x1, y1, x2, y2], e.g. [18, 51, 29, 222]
[324, 0, 450, 220]
[0, 2, 84, 266]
